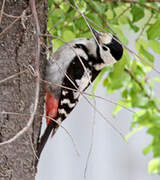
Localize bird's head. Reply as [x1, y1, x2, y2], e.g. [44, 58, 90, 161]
[91, 27, 123, 70]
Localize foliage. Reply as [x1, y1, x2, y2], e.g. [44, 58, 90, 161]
[47, 0, 160, 175]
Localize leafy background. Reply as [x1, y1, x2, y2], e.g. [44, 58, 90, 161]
[47, 0, 160, 175]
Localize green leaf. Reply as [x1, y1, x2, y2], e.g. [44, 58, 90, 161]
[135, 111, 160, 128]
[62, 30, 76, 42]
[52, 9, 65, 22]
[143, 144, 152, 155]
[113, 99, 131, 116]
[92, 67, 109, 95]
[139, 45, 154, 63]
[75, 17, 87, 30]
[149, 40, 160, 54]
[133, 110, 150, 126]
[148, 159, 160, 174]
[121, 89, 128, 99]
[130, 90, 149, 108]
[87, 13, 102, 26]
[52, 39, 64, 52]
[131, 5, 144, 23]
[135, 38, 148, 51]
[125, 126, 143, 141]
[104, 54, 130, 92]
[119, 16, 129, 25]
[48, 0, 54, 8]
[151, 77, 160, 83]
[147, 20, 160, 40]
[111, 25, 128, 44]
[105, 9, 114, 20]
[60, 2, 70, 12]
[89, 1, 106, 14]
[128, 18, 139, 32]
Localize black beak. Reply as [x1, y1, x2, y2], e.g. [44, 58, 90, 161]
[90, 26, 102, 42]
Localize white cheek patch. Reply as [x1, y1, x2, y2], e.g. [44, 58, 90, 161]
[94, 50, 117, 71]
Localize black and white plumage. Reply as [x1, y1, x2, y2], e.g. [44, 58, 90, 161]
[37, 28, 123, 157]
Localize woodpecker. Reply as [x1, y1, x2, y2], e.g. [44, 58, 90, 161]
[37, 28, 123, 158]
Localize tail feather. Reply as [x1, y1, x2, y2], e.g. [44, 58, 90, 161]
[36, 122, 55, 159]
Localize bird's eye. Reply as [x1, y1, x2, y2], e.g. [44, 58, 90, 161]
[102, 45, 108, 51]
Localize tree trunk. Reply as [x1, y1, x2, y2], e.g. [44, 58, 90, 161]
[0, 1, 47, 179]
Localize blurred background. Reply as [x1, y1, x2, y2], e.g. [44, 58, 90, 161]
[36, 84, 159, 180]
[36, 32, 160, 180]
[36, 1, 160, 179]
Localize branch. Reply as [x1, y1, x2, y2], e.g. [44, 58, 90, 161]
[84, 101, 96, 178]
[0, 8, 31, 38]
[114, 5, 131, 20]
[0, 17, 20, 38]
[65, 0, 160, 76]
[124, 67, 160, 112]
[0, 69, 28, 84]
[84, 0, 110, 29]
[137, 13, 153, 40]
[42, 60, 125, 140]
[0, 0, 6, 25]
[0, 111, 80, 157]
[65, 0, 112, 33]
[40, 77, 134, 114]
[124, 68, 145, 92]
[106, 0, 160, 13]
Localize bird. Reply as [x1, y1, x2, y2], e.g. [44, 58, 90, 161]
[37, 27, 123, 159]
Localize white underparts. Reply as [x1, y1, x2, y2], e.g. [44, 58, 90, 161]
[94, 49, 117, 71]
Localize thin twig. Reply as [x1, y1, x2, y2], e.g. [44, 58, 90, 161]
[0, 8, 31, 38]
[84, 100, 96, 178]
[65, 0, 112, 33]
[124, 68, 145, 93]
[124, 45, 160, 74]
[0, 0, 41, 146]
[0, 69, 29, 84]
[63, 0, 160, 114]
[44, 43, 125, 140]
[124, 67, 160, 112]
[0, 10, 31, 19]
[84, 0, 109, 29]
[66, 0, 160, 75]
[0, 111, 80, 157]
[0, 0, 6, 25]
[43, 35, 93, 86]
[40, 78, 134, 114]
[29, 134, 39, 160]
[136, 13, 153, 40]
[114, 5, 131, 20]
[73, 0, 100, 46]
[0, 17, 20, 37]
[107, 0, 160, 13]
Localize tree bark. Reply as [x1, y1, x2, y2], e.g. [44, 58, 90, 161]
[0, 0, 47, 179]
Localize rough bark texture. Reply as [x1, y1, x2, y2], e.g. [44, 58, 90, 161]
[0, 0, 47, 179]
